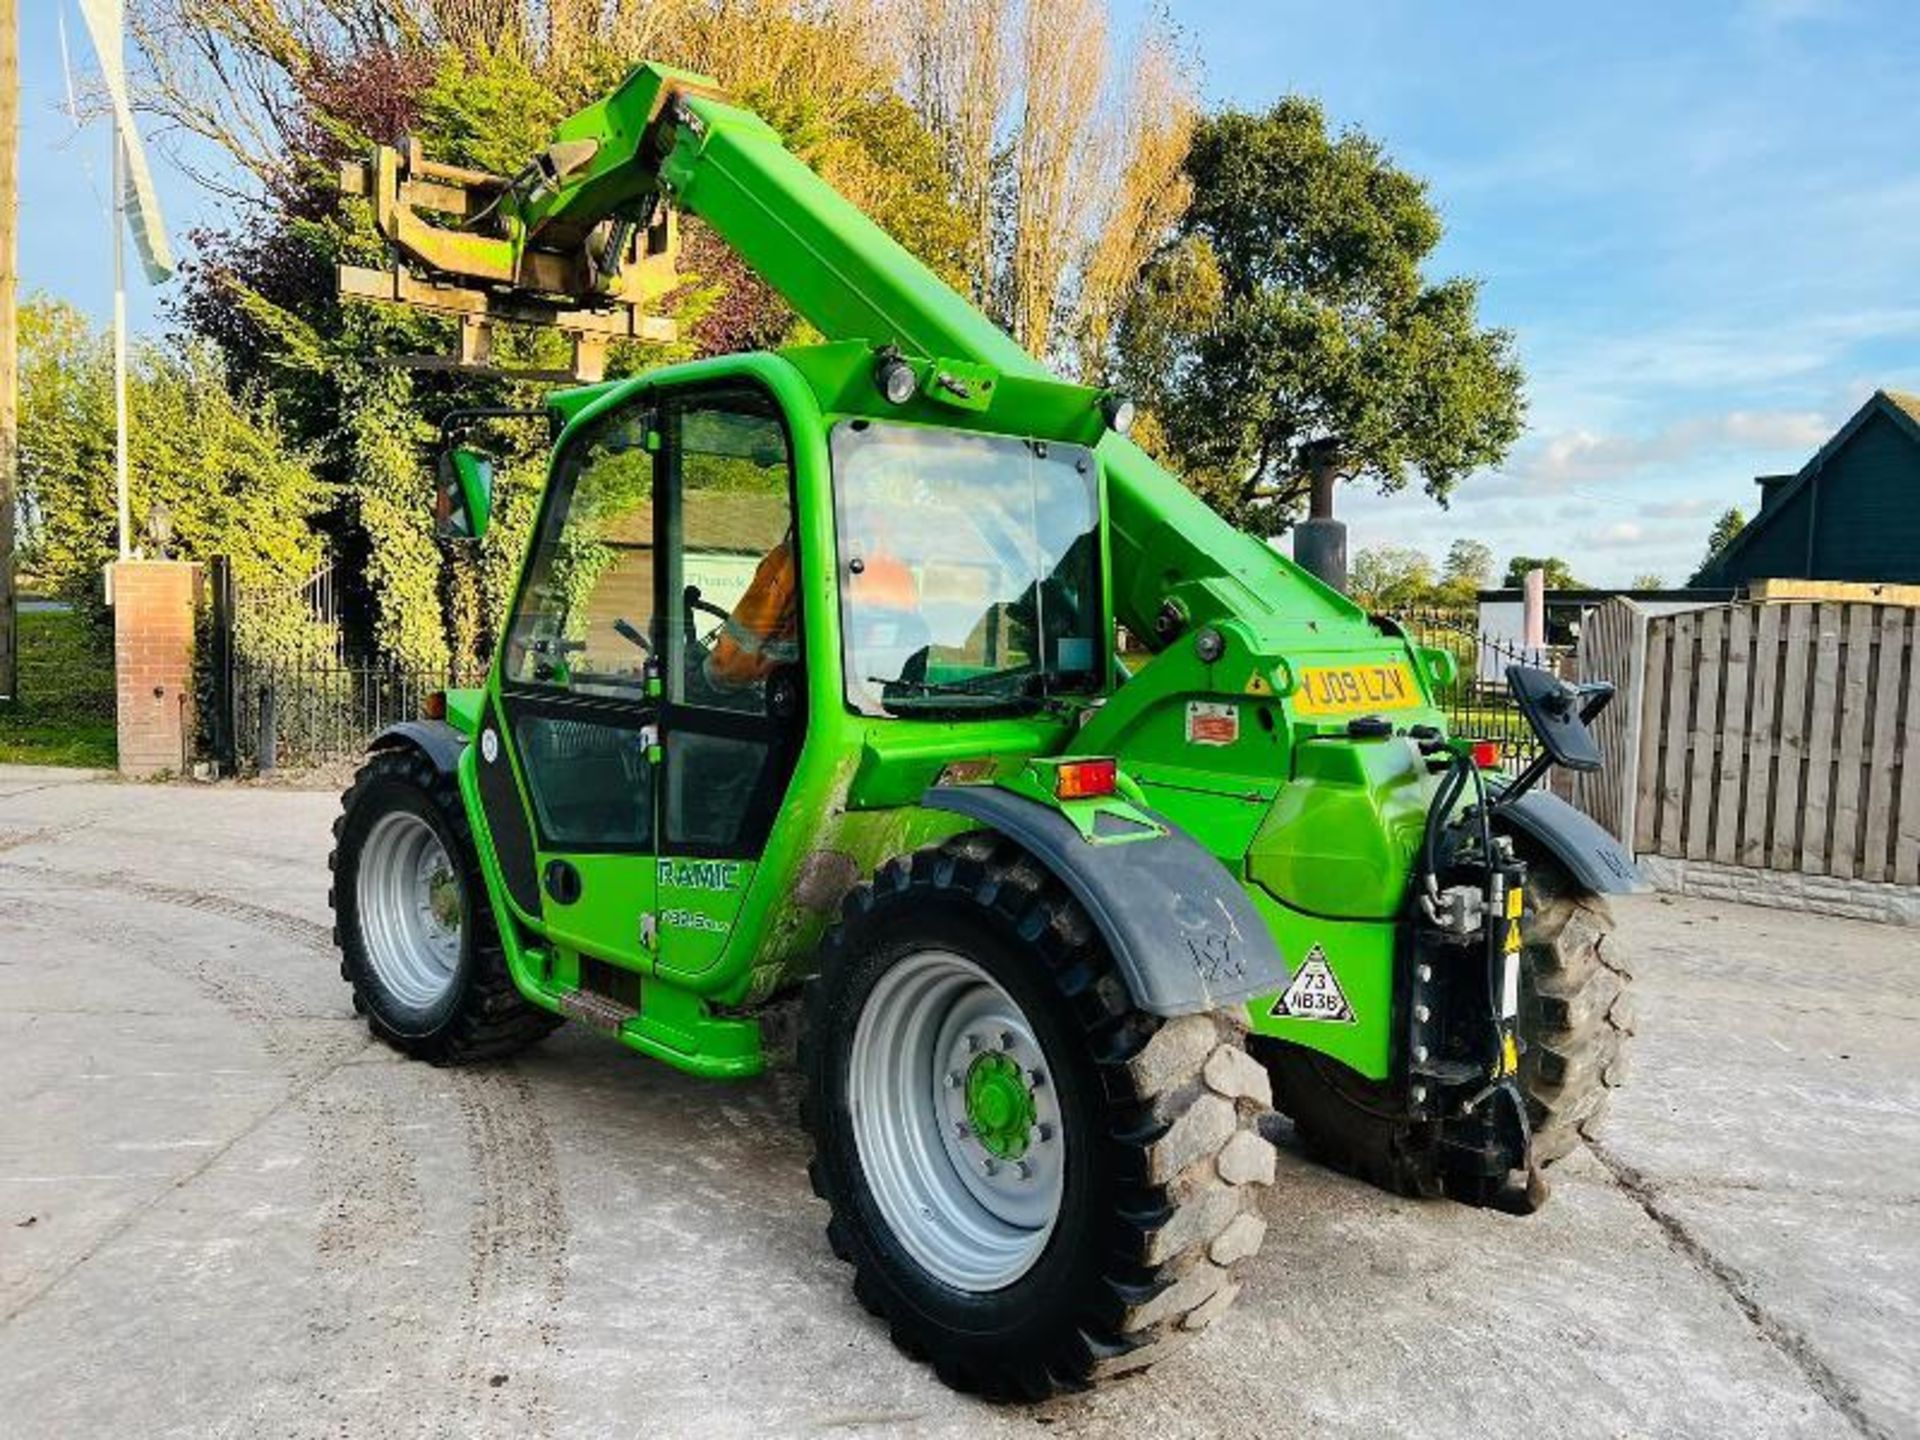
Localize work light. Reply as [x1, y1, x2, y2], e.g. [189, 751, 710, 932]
[874, 349, 918, 405]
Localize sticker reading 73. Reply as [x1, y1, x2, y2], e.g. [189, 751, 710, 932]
[1268, 945, 1356, 1023]
[1291, 661, 1419, 716]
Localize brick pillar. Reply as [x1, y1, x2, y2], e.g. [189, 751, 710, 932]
[111, 560, 201, 778]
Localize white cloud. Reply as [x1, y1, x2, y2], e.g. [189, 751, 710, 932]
[1644, 496, 1718, 519]
[1475, 405, 1833, 497]
[1331, 395, 1845, 585]
[1583, 521, 1646, 549]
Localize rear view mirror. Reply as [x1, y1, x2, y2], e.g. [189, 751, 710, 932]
[1506, 664, 1610, 773]
[435, 448, 494, 541]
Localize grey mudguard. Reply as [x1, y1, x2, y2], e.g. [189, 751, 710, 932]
[923, 785, 1289, 1017]
[371, 718, 467, 774]
[1496, 788, 1648, 895]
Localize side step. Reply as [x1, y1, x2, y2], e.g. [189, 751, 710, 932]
[558, 987, 639, 1035]
[559, 954, 642, 1035]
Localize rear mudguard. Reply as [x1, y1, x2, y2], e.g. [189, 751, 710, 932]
[1493, 789, 1647, 895]
[923, 785, 1288, 1018]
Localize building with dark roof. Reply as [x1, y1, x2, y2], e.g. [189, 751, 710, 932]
[1693, 390, 1920, 588]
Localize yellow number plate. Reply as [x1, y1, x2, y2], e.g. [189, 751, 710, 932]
[1292, 662, 1420, 716]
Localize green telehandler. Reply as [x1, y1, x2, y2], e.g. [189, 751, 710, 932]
[330, 63, 1641, 1398]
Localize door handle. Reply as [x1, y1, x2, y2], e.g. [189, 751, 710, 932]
[543, 858, 583, 905]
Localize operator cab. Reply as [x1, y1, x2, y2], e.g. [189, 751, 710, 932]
[459, 344, 1121, 984]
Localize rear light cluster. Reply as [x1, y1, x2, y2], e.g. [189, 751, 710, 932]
[1469, 740, 1502, 770]
[1053, 757, 1117, 800]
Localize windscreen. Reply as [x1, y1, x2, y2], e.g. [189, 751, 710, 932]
[830, 420, 1102, 717]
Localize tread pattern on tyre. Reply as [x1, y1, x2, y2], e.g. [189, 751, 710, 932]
[1261, 852, 1634, 1192]
[330, 745, 560, 1065]
[1517, 859, 1635, 1162]
[800, 832, 1277, 1400]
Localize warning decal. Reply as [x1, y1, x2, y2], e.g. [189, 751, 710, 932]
[1267, 944, 1356, 1024]
[1186, 700, 1239, 746]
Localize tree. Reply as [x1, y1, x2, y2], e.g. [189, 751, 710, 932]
[1349, 544, 1435, 611]
[132, 0, 981, 670]
[1629, 572, 1665, 589]
[16, 298, 323, 622]
[1700, 506, 1746, 570]
[1503, 555, 1581, 590]
[1112, 99, 1524, 535]
[1434, 537, 1493, 605]
[889, 0, 1197, 369]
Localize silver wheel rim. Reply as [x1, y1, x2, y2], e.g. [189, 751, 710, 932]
[848, 950, 1065, 1292]
[355, 811, 464, 1010]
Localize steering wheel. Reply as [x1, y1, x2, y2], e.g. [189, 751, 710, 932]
[682, 584, 732, 652]
[612, 616, 652, 655]
[684, 584, 730, 625]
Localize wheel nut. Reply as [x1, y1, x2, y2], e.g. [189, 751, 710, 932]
[1417, 964, 1432, 982]
[954, 1121, 971, 1139]
[1015, 1160, 1033, 1180]
[1415, 1004, 1431, 1022]
[1032, 1122, 1054, 1144]
[1411, 1086, 1427, 1104]
[1414, 1045, 1429, 1063]
[998, 1030, 1016, 1051]
[944, 1070, 961, 1089]
[1028, 1069, 1046, 1088]
[964, 1033, 982, 1053]
[981, 1159, 998, 1176]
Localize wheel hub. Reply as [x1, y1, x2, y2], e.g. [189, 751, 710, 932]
[355, 810, 464, 1012]
[965, 1051, 1036, 1160]
[847, 950, 1066, 1292]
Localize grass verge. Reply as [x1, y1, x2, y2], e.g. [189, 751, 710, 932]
[0, 608, 117, 769]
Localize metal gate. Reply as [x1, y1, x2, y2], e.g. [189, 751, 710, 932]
[207, 557, 464, 774]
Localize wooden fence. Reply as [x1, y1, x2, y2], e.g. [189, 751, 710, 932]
[1574, 598, 1920, 885]
[1569, 598, 1648, 846]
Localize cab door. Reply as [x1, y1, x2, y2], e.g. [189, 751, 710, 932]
[492, 394, 662, 976]
[654, 386, 807, 978]
[486, 380, 805, 985]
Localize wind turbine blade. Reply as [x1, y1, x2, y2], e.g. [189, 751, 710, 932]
[75, 0, 175, 284]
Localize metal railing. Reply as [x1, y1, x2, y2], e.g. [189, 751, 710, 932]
[1389, 607, 1560, 773]
[206, 556, 483, 774]
[231, 655, 459, 772]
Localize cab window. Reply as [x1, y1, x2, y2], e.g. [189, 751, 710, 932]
[503, 406, 657, 700]
[830, 421, 1101, 717]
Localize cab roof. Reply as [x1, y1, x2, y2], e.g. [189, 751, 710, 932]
[546, 341, 1116, 448]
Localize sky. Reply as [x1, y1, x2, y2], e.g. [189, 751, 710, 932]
[19, 0, 1920, 587]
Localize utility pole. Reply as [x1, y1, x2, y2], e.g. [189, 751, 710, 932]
[0, 0, 18, 704]
[106, 6, 129, 560]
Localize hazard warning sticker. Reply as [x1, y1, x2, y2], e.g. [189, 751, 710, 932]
[1186, 700, 1239, 746]
[1268, 944, 1356, 1023]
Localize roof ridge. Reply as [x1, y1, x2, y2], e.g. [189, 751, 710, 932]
[1881, 389, 1920, 425]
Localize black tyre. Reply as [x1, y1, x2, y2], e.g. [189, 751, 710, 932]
[330, 746, 560, 1063]
[801, 833, 1277, 1400]
[1258, 852, 1634, 1194]
[1516, 855, 1635, 1161]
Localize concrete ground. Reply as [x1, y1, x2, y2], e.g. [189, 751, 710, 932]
[0, 764, 1914, 1440]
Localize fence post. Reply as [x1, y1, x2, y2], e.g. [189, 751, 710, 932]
[1571, 597, 1648, 846]
[256, 678, 278, 776]
[208, 555, 236, 774]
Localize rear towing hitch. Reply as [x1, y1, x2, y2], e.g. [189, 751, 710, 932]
[1405, 737, 1549, 1214]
